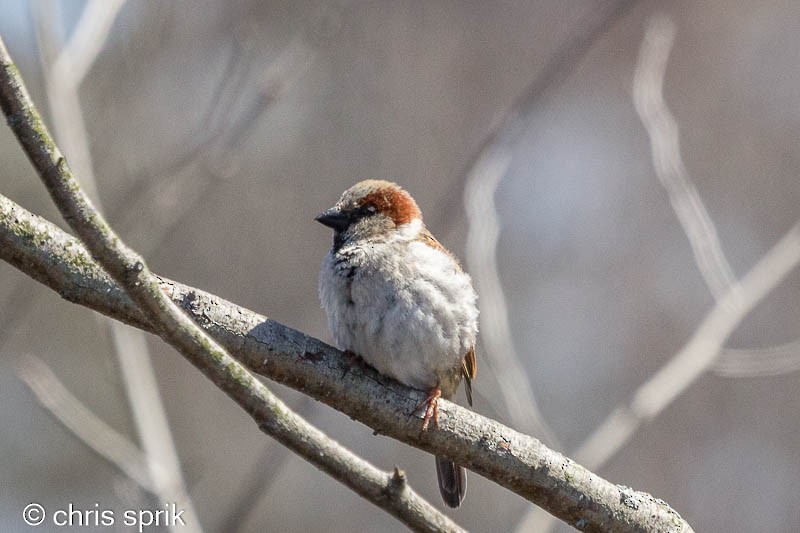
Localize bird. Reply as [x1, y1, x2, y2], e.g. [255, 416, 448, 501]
[316, 179, 478, 508]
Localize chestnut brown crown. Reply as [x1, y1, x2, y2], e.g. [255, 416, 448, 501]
[315, 180, 422, 236]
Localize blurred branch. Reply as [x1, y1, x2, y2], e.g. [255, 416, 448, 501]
[0, 38, 461, 533]
[33, 0, 125, 204]
[437, 0, 642, 230]
[573, 221, 800, 468]
[632, 15, 736, 299]
[567, 15, 800, 477]
[455, 0, 642, 193]
[16, 353, 153, 491]
[623, 15, 800, 457]
[714, 341, 800, 377]
[223, 396, 314, 532]
[108, 323, 201, 529]
[32, 3, 202, 531]
[519, 14, 800, 532]
[521, 219, 800, 532]
[580, 0, 800, 487]
[49, 0, 127, 90]
[633, 14, 800, 379]
[118, 1, 351, 230]
[464, 151, 559, 447]
[117, 25, 320, 257]
[633, 16, 800, 377]
[455, 0, 642, 451]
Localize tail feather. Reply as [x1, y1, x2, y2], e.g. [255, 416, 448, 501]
[435, 456, 467, 508]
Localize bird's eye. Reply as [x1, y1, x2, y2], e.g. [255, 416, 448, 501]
[364, 204, 377, 214]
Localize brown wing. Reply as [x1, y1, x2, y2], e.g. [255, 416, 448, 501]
[461, 345, 477, 407]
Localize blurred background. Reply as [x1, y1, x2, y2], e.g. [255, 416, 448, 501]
[1, 1, 800, 531]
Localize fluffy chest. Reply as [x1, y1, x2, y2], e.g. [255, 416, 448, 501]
[319, 238, 478, 391]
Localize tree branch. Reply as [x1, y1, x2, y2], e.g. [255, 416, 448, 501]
[0, 192, 689, 532]
[0, 36, 692, 532]
[0, 37, 460, 533]
[33, 5, 203, 530]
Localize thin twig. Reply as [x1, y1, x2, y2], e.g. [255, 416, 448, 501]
[435, 0, 643, 232]
[0, 38, 462, 533]
[117, 1, 351, 227]
[464, 150, 559, 447]
[714, 341, 800, 377]
[109, 324, 201, 530]
[17, 353, 153, 491]
[222, 396, 314, 532]
[456, 0, 643, 452]
[575, 222, 800, 468]
[633, 15, 737, 299]
[32, 4, 202, 530]
[519, 14, 800, 533]
[634, 14, 800, 379]
[50, 0, 127, 90]
[521, 219, 800, 532]
[576, 12, 800, 472]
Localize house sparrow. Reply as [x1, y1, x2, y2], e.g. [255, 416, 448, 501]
[316, 179, 478, 509]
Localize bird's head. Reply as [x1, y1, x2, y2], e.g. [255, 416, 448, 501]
[316, 180, 423, 250]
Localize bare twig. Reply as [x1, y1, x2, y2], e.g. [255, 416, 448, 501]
[0, 38, 462, 533]
[32, 0, 126, 204]
[32, 4, 202, 530]
[521, 219, 800, 532]
[456, 0, 644, 452]
[572, 14, 800, 471]
[464, 150, 559, 447]
[714, 341, 800, 377]
[520, 14, 800, 532]
[575, 222, 800, 468]
[0, 193, 693, 533]
[17, 353, 152, 491]
[109, 323, 200, 529]
[117, 1, 352, 234]
[581, 1, 800, 485]
[633, 15, 737, 299]
[576, 3, 800, 488]
[634, 14, 800, 379]
[435, 0, 643, 232]
[222, 396, 314, 532]
[49, 0, 128, 90]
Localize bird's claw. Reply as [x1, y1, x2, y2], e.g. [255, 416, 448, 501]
[415, 387, 442, 431]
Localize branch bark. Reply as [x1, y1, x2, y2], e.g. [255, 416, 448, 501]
[0, 36, 692, 533]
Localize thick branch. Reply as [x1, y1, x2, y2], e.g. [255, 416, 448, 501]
[0, 193, 691, 533]
[0, 35, 692, 533]
[0, 38, 459, 533]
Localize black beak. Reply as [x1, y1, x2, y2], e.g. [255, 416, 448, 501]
[315, 208, 350, 232]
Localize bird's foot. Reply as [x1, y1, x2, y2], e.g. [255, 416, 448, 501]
[415, 387, 442, 431]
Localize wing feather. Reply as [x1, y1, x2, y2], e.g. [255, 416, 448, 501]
[462, 345, 476, 406]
